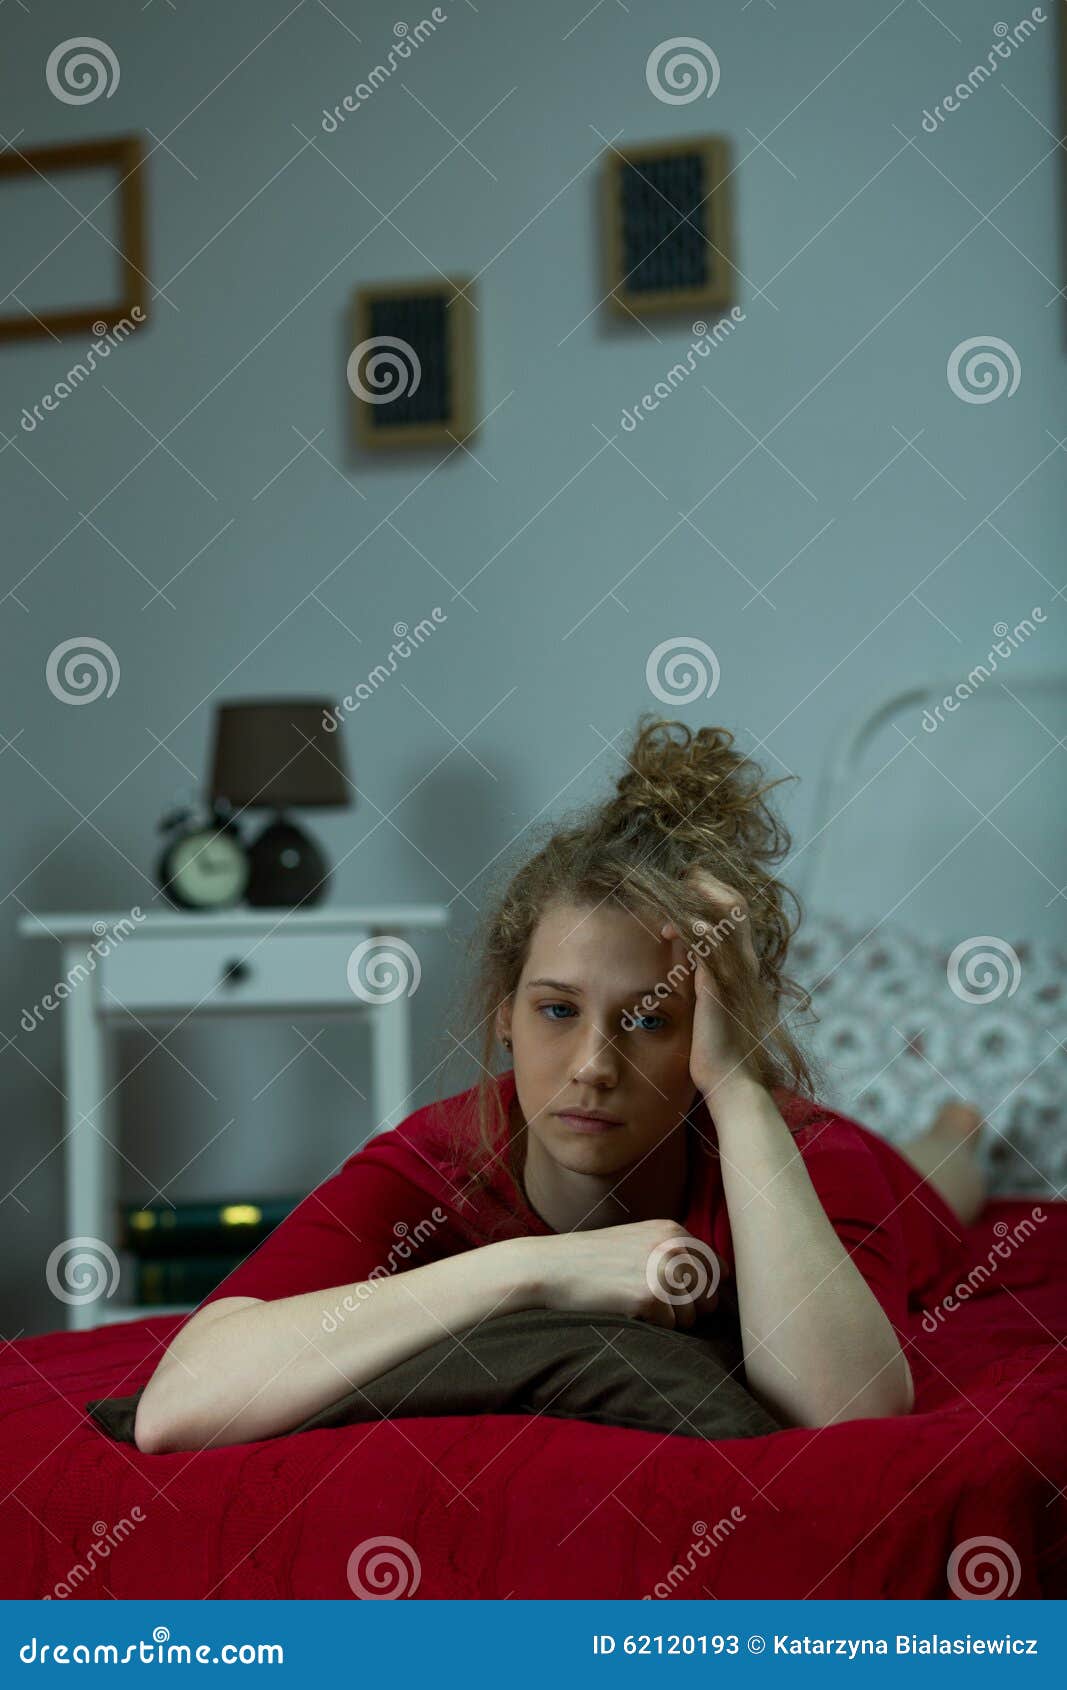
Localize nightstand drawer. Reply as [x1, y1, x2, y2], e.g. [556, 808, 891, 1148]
[98, 929, 373, 1014]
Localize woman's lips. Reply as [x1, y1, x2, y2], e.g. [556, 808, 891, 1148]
[555, 1112, 626, 1134]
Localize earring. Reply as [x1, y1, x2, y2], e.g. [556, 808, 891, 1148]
[502, 1035, 512, 1050]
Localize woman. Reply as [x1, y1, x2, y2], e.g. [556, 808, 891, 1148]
[133, 717, 986, 1453]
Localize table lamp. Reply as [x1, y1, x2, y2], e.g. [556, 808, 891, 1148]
[208, 699, 352, 907]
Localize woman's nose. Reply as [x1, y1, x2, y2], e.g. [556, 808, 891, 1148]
[572, 1024, 620, 1084]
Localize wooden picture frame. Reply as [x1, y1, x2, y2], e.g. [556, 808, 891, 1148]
[602, 136, 736, 319]
[0, 133, 148, 343]
[349, 277, 476, 450]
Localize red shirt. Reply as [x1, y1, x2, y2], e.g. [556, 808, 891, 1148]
[197, 1069, 961, 1338]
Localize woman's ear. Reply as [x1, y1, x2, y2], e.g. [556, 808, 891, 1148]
[495, 1002, 513, 1046]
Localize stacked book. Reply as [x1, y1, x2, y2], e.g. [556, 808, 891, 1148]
[121, 1195, 300, 1306]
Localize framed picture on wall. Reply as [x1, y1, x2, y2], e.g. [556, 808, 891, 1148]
[348, 277, 477, 451]
[602, 135, 736, 319]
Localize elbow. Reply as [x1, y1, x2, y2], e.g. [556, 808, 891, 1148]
[133, 1377, 204, 1455]
[811, 1353, 915, 1428]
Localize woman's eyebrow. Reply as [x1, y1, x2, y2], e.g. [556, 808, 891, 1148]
[525, 976, 681, 1000]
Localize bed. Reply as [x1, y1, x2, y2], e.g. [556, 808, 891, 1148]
[3, 678, 1065, 1600]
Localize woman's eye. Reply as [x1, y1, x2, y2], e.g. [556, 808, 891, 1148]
[540, 1002, 576, 1022]
[538, 1003, 666, 1032]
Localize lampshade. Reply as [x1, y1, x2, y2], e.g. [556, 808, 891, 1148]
[209, 699, 351, 811]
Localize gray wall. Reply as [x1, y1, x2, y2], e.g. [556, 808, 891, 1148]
[2, 0, 1063, 1334]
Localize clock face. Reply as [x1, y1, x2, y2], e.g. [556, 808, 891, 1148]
[170, 831, 249, 907]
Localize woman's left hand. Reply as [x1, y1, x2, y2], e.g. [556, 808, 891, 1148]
[660, 869, 764, 1098]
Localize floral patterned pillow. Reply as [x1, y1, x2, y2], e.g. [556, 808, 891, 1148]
[789, 913, 1067, 1198]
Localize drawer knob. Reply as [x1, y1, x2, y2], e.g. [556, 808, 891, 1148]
[220, 957, 252, 986]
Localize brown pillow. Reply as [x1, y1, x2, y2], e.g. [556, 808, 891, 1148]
[86, 1303, 782, 1446]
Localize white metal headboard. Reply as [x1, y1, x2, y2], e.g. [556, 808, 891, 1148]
[796, 670, 1067, 914]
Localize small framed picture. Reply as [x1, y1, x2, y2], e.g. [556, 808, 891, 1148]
[602, 136, 736, 319]
[348, 277, 477, 450]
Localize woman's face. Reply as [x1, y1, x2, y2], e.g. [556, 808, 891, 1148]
[499, 901, 701, 1176]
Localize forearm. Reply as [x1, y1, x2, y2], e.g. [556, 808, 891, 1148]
[134, 1237, 541, 1452]
[708, 1078, 913, 1427]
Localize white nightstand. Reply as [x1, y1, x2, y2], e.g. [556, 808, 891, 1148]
[18, 903, 449, 1330]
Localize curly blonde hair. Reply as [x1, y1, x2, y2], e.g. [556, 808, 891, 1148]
[439, 713, 825, 1201]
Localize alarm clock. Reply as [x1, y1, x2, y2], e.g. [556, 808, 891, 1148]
[157, 805, 250, 911]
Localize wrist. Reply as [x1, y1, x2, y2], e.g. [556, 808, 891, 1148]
[493, 1234, 551, 1312]
[699, 1070, 769, 1119]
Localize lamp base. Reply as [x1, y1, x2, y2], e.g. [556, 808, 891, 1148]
[245, 813, 330, 907]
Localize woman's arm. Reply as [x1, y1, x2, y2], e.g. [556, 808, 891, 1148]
[133, 1236, 541, 1453]
[708, 1075, 914, 1427]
